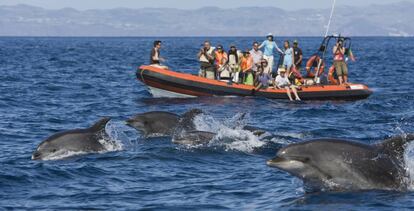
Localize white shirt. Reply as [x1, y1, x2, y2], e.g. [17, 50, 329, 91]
[275, 75, 290, 87]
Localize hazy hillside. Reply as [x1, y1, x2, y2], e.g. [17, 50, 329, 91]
[0, 2, 413, 36]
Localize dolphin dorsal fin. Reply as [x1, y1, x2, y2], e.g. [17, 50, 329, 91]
[377, 133, 414, 159]
[89, 117, 111, 132]
[181, 109, 203, 120]
[174, 109, 204, 134]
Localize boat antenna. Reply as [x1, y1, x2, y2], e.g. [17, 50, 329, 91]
[324, 0, 337, 37]
[314, 0, 337, 83]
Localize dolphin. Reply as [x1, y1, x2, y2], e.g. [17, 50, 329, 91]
[32, 118, 111, 160]
[125, 109, 202, 137]
[172, 131, 217, 145]
[267, 134, 414, 191]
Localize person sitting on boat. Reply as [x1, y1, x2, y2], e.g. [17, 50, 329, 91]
[288, 69, 303, 87]
[259, 33, 284, 74]
[255, 66, 272, 91]
[333, 39, 348, 85]
[274, 69, 301, 101]
[228, 45, 242, 83]
[198, 41, 216, 79]
[240, 50, 254, 86]
[249, 42, 263, 74]
[293, 40, 303, 73]
[150, 40, 168, 69]
[282, 40, 294, 77]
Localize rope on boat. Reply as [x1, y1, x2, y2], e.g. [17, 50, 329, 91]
[140, 68, 146, 84]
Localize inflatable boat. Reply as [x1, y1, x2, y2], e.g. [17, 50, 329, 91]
[136, 65, 372, 100]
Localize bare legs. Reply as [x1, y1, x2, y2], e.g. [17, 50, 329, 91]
[338, 75, 348, 85]
[285, 86, 301, 101]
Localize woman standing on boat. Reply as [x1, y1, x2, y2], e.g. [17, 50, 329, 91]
[259, 33, 283, 74]
[282, 40, 294, 77]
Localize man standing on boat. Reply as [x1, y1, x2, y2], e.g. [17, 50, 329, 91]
[333, 39, 348, 85]
[292, 40, 303, 73]
[198, 41, 216, 79]
[250, 42, 263, 78]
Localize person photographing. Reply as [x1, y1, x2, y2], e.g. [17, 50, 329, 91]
[198, 41, 216, 79]
[333, 39, 348, 85]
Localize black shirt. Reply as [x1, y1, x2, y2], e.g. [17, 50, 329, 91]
[293, 47, 303, 66]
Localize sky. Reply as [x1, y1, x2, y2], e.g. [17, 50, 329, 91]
[0, 0, 412, 10]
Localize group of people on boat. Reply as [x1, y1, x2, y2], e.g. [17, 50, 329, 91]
[149, 34, 351, 101]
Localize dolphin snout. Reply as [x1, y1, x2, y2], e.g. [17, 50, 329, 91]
[125, 119, 133, 126]
[267, 156, 290, 167]
[32, 151, 42, 160]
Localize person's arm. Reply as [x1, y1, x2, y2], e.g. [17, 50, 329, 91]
[197, 48, 204, 59]
[258, 41, 265, 49]
[274, 42, 283, 54]
[296, 50, 303, 66]
[204, 50, 216, 62]
[151, 49, 158, 61]
[222, 52, 228, 64]
[292, 49, 295, 67]
[247, 57, 254, 70]
[340, 47, 346, 55]
[333, 45, 338, 54]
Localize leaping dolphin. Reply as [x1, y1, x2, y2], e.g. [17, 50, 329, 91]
[126, 109, 266, 139]
[32, 118, 112, 160]
[125, 110, 202, 137]
[267, 134, 414, 191]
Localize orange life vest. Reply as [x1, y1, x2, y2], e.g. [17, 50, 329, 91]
[241, 56, 253, 72]
[215, 51, 228, 66]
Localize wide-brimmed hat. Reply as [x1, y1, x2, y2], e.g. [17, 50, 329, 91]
[267, 33, 274, 37]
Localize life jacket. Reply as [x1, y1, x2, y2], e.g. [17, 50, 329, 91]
[215, 51, 227, 66]
[241, 56, 253, 72]
[199, 47, 215, 63]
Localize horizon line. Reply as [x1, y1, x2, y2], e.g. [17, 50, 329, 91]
[0, 35, 412, 38]
[0, 2, 411, 12]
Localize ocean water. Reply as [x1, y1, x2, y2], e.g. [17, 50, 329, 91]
[0, 37, 413, 210]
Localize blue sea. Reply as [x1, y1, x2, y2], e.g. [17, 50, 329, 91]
[0, 37, 414, 210]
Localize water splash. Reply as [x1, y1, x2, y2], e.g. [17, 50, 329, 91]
[404, 136, 414, 190]
[189, 113, 265, 153]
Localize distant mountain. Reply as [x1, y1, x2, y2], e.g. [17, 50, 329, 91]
[0, 2, 413, 36]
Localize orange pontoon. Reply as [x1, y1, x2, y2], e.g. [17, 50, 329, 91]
[136, 65, 372, 100]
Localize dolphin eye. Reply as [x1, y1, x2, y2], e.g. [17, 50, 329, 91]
[143, 121, 148, 125]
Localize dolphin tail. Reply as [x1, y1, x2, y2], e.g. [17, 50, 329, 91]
[90, 117, 112, 132]
[377, 133, 414, 159]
